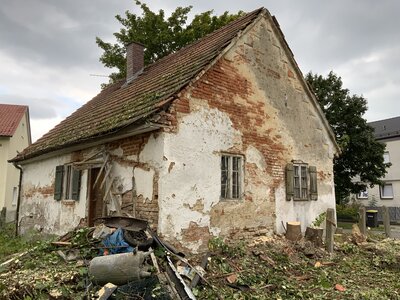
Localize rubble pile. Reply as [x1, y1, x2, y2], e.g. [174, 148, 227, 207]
[1, 220, 400, 299]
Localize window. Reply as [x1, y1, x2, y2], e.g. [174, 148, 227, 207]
[286, 162, 317, 201]
[383, 152, 390, 164]
[380, 183, 393, 199]
[12, 187, 18, 206]
[54, 165, 81, 201]
[357, 188, 368, 199]
[221, 155, 243, 199]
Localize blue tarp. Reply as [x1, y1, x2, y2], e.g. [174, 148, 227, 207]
[101, 228, 134, 255]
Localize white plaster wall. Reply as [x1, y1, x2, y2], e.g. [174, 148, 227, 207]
[0, 137, 9, 209]
[2, 113, 30, 222]
[134, 168, 155, 201]
[20, 154, 87, 235]
[157, 106, 242, 251]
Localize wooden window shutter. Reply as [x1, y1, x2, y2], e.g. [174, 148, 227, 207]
[309, 166, 318, 200]
[71, 169, 81, 200]
[54, 166, 64, 200]
[286, 163, 294, 201]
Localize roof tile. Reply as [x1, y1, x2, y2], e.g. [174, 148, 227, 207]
[14, 8, 264, 161]
[0, 104, 28, 137]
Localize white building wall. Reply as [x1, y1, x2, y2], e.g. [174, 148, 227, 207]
[19, 154, 87, 235]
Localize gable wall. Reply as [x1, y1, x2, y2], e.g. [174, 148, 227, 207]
[1, 113, 30, 222]
[157, 16, 336, 252]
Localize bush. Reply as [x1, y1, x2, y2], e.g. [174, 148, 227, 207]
[336, 203, 360, 222]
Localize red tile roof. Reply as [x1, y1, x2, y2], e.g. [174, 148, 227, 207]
[0, 104, 28, 137]
[13, 8, 264, 162]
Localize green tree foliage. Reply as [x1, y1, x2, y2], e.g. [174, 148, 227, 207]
[96, 1, 243, 83]
[306, 71, 390, 203]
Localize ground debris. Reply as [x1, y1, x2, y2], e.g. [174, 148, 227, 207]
[2, 226, 400, 299]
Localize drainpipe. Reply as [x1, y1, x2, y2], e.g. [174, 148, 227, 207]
[13, 163, 23, 237]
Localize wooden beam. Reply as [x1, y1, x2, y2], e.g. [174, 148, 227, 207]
[383, 206, 391, 238]
[94, 154, 109, 188]
[358, 207, 367, 236]
[325, 208, 335, 253]
[100, 163, 112, 189]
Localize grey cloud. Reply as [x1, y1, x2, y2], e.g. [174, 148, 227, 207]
[0, 94, 68, 119]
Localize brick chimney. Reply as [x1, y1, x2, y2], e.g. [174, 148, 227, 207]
[126, 42, 145, 81]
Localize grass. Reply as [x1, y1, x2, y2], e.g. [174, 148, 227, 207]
[337, 221, 387, 232]
[0, 224, 32, 260]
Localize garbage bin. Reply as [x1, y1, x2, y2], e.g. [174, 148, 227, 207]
[366, 210, 378, 228]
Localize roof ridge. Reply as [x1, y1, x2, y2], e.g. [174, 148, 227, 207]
[12, 7, 266, 162]
[131, 8, 265, 84]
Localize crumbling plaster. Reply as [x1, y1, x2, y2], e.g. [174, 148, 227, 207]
[153, 15, 336, 250]
[19, 154, 87, 235]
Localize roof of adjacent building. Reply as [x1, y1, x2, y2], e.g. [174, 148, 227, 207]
[369, 116, 400, 140]
[0, 104, 28, 137]
[12, 7, 338, 163]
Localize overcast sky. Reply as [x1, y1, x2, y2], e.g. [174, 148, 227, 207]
[1, 0, 399, 141]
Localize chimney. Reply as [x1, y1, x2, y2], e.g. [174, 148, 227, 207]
[126, 42, 145, 81]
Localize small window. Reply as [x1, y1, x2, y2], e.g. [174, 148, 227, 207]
[294, 164, 308, 200]
[380, 183, 393, 199]
[286, 162, 317, 201]
[221, 155, 243, 199]
[383, 152, 390, 164]
[357, 188, 368, 199]
[12, 187, 18, 206]
[54, 165, 81, 201]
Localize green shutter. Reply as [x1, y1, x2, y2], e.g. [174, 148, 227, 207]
[286, 163, 294, 201]
[54, 166, 64, 200]
[309, 166, 318, 200]
[71, 169, 81, 201]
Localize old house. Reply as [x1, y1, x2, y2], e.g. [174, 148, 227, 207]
[11, 8, 338, 252]
[0, 104, 31, 222]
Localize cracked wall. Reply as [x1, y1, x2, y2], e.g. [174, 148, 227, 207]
[156, 15, 336, 252]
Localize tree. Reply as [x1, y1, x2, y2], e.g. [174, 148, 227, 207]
[306, 71, 390, 203]
[96, 1, 243, 83]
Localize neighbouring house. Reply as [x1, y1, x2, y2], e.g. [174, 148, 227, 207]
[355, 117, 400, 210]
[11, 8, 339, 252]
[0, 104, 31, 222]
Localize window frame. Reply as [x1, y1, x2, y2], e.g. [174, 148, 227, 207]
[54, 164, 81, 201]
[293, 163, 309, 200]
[286, 161, 318, 201]
[357, 188, 369, 200]
[383, 151, 390, 164]
[380, 183, 394, 199]
[220, 154, 244, 200]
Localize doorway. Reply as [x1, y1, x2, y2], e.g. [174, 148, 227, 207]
[88, 168, 105, 226]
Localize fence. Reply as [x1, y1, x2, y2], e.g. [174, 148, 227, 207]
[365, 206, 400, 224]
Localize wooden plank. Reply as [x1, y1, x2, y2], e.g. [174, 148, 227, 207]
[358, 207, 367, 236]
[190, 252, 210, 288]
[100, 164, 112, 189]
[74, 159, 103, 165]
[102, 179, 115, 204]
[383, 206, 391, 238]
[94, 154, 109, 188]
[325, 208, 335, 253]
[81, 149, 103, 163]
[132, 176, 137, 218]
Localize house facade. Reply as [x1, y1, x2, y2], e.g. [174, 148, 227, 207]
[12, 8, 338, 252]
[0, 104, 31, 222]
[356, 117, 400, 207]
